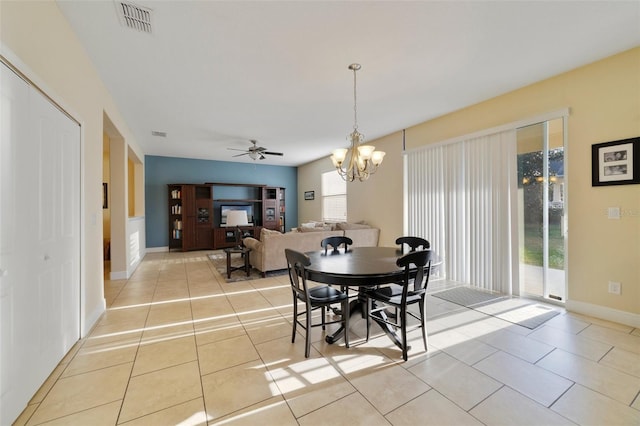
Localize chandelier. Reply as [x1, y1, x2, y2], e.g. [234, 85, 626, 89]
[331, 63, 385, 182]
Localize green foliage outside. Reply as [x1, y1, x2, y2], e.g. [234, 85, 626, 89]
[518, 148, 565, 270]
[522, 222, 565, 269]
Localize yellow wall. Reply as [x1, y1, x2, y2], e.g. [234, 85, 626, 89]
[1, 1, 144, 333]
[128, 157, 135, 217]
[299, 47, 640, 320]
[103, 133, 111, 241]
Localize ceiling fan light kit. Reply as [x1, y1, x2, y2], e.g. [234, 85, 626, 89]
[331, 63, 385, 182]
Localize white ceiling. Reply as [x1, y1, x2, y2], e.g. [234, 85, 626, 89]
[56, 1, 640, 167]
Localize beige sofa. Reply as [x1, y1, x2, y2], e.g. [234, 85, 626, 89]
[243, 223, 380, 275]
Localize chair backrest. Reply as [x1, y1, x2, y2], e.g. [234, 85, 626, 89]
[285, 248, 311, 300]
[396, 249, 433, 296]
[395, 236, 430, 254]
[321, 236, 353, 255]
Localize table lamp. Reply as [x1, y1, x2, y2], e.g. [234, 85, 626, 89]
[226, 210, 249, 249]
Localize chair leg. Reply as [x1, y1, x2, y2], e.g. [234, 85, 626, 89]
[305, 304, 312, 358]
[419, 297, 428, 351]
[401, 306, 408, 361]
[365, 297, 371, 342]
[343, 299, 350, 348]
[291, 295, 297, 343]
[321, 306, 326, 330]
[342, 285, 350, 348]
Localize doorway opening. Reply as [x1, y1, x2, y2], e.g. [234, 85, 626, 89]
[516, 118, 566, 302]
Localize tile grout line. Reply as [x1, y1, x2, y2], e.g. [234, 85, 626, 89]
[114, 258, 162, 425]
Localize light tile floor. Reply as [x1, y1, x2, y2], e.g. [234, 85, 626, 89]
[14, 250, 640, 425]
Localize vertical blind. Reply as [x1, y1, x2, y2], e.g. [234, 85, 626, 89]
[405, 129, 517, 293]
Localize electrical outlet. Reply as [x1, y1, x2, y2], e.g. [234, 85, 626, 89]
[608, 281, 621, 295]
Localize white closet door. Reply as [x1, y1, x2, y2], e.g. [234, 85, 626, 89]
[0, 62, 81, 425]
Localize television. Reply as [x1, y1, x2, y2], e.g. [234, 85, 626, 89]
[220, 205, 254, 226]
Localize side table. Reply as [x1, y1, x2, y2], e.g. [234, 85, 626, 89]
[224, 247, 251, 279]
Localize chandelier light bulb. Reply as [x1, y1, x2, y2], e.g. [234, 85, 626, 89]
[371, 150, 385, 166]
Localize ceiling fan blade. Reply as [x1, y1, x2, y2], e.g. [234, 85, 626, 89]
[232, 152, 249, 157]
[259, 153, 266, 160]
[227, 147, 248, 152]
[263, 151, 284, 156]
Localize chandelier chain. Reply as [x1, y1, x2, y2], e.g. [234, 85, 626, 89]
[353, 66, 358, 131]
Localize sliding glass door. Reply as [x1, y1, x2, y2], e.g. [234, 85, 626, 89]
[516, 118, 566, 301]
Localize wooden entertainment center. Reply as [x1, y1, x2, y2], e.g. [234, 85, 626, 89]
[168, 182, 285, 251]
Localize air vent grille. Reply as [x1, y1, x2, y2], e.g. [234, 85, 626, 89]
[117, 1, 153, 33]
[151, 131, 167, 137]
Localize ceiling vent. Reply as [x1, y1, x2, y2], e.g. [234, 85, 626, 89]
[151, 131, 167, 137]
[116, 1, 153, 33]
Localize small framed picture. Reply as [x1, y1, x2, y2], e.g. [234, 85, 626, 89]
[592, 137, 639, 186]
[304, 190, 315, 200]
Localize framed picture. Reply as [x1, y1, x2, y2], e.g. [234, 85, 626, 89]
[103, 183, 108, 209]
[592, 137, 640, 186]
[304, 190, 315, 200]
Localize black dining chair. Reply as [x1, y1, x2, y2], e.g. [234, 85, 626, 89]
[285, 248, 349, 357]
[321, 235, 357, 315]
[396, 236, 430, 254]
[321, 236, 353, 255]
[364, 249, 433, 361]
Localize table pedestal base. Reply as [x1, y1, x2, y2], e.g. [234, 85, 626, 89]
[325, 295, 408, 351]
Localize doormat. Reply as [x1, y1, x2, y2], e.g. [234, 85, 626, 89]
[208, 252, 288, 283]
[432, 286, 507, 307]
[432, 287, 560, 329]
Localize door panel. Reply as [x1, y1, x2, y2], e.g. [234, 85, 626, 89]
[0, 62, 81, 425]
[1, 61, 31, 425]
[32, 78, 81, 369]
[516, 119, 566, 301]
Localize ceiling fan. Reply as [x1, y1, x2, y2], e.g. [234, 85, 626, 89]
[227, 140, 284, 160]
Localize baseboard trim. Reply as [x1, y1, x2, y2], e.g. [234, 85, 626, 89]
[110, 270, 128, 280]
[566, 300, 640, 328]
[146, 246, 169, 253]
[83, 299, 106, 337]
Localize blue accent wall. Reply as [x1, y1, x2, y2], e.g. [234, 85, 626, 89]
[145, 155, 298, 248]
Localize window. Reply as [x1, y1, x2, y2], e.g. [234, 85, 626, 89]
[322, 171, 346, 222]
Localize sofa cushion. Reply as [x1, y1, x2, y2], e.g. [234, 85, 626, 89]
[299, 225, 333, 232]
[300, 221, 338, 231]
[336, 222, 371, 230]
[299, 221, 318, 229]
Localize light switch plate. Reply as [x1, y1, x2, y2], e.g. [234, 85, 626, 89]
[608, 281, 621, 295]
[608, 207, 620, 219]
